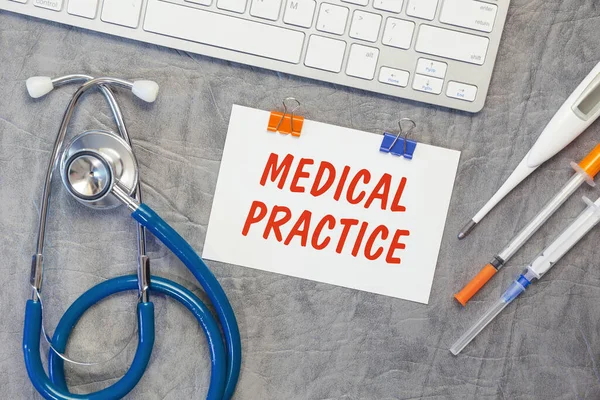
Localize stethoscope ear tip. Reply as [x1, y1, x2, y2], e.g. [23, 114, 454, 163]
[132, 80, 159, 103]
[26, 76, 54, 99]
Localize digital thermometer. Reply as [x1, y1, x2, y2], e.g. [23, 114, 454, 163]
[458, 62, 600, 239]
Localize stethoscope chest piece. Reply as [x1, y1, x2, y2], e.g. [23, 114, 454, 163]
[60, 130, 137, 209]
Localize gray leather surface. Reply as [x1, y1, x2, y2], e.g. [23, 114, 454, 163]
[1, 1, 600, 398]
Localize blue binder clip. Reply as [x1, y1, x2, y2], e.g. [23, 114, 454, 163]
[380, 118, 417, 159]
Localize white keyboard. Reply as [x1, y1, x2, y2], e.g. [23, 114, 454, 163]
[1, 0, 510, 112]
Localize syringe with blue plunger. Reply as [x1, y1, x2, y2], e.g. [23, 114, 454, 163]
[451, 195, 600, 355]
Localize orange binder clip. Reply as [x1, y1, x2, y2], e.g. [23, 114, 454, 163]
[267, 97, 304, 137]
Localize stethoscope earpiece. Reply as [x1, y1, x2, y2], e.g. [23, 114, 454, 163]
[26, 76, 159, 102]
[131, 80, 159, 103]
[26, 76, 54, 99]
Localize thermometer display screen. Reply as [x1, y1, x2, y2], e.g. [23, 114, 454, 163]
[576, 80, 600, 117]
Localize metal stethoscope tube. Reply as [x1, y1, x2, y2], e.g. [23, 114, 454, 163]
[31, 76, 145, 300]
[23, 75, 242, 400]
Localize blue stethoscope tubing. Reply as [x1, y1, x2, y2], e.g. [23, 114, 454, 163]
[48, 275, 227, 398]
[24, 203, 242, 399]
[24, 300, 155, 400]
[132, 203, 242, 399]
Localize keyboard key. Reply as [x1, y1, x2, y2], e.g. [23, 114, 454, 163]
[415, 25, 489, 65]
[186, 0, 212, 5]
[34, 0, 62, 11]
[9, 0, 27, 3]
[373, 0, 403, 13]
[316, 3, 349, 35]
[217, 0, 247, 13]
[412, 73, 443, 94]
[406, 0, 438, 20]
[250, 0, 282, 20]
[349, 10, 382, 43]
[305, 35, 346, 73]
[379, 67, 409, 87]
[101, 0, 142, 28]
[446, 81, 477, 101]
[415, 58, 447, 78]
[144, 0, 305, 64]
[346, 44, 379, 80]
[382, 18, 414, 49]
[283, 0, 316, 28]
[440, 0, 497, 33]
[341, 0, 369, 5]
[68, 0, 98, 18]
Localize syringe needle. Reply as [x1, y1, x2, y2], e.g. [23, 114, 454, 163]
[454, 144, 600, 306]
[451, 195, 600, 355]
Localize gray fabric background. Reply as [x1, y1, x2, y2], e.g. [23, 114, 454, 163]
[1, 1, 600, 398]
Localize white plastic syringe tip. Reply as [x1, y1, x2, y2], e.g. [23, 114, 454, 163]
[26, 76, 54, 99]
[132, 80, 159, 103]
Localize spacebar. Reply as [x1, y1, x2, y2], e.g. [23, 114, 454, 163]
[144, 0, 305, 64]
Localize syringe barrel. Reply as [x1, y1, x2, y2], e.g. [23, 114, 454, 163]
[528, 196, 600, 279]
[498, 173, 585, 262]
[451, 196, 600, 356]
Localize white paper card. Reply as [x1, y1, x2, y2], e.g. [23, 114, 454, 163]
[204, 105, 460, 304]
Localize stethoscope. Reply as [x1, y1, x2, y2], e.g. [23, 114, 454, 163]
[23, 75, 241, 400]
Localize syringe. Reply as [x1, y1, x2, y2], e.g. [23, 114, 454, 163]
[450, 195, 600, 355]
[453, 144, 600, 306]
